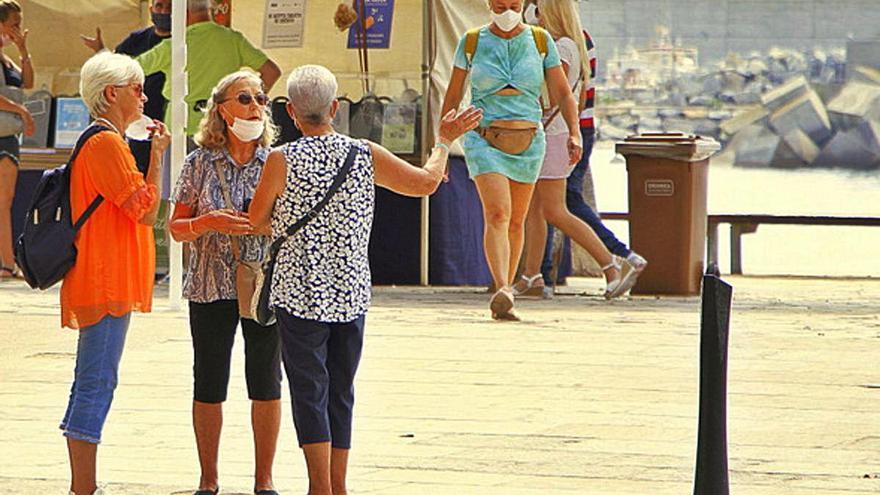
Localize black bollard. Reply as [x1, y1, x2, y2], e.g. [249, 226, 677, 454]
[693, 264, 733, 495]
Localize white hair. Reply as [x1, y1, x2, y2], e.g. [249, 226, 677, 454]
[79, 51, 145, 117]
[187, 0, 211, 12]
[286, 65, 338, 126]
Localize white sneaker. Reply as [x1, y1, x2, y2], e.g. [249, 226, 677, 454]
[626, 251, 648, 273]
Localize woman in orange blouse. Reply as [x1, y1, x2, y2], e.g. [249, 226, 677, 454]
[60, 51, 169, 495]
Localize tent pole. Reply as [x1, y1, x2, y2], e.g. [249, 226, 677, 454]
[168, 0, 187, 309]
[419, 0, 432, 286]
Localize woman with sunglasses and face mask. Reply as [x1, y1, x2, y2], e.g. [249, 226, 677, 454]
[169, 70, 283, 495]
[442, 0, 582, 320]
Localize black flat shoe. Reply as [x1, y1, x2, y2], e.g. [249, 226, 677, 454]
[255, 490, 280, 495]
[193, 488, 218, 495]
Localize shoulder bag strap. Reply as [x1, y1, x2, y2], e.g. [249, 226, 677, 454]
[269, 143, 359, 256]
[213, 159, 243, 260]
[464, 26, 483, 67]
[543, 69, 584, 129]
[71, 125, 111, 232]
[530, 25, 548, 58]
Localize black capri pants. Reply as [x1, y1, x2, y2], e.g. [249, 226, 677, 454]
[189, 300, 282, 403]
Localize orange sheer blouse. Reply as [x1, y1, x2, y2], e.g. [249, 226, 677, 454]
[60, 131, 158, 329]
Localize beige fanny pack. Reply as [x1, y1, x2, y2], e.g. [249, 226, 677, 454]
[478, 120, 539, 155]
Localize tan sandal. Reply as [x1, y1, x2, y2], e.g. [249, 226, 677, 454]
[489, 288, 520, 321]
[512, 273, 544, 297]
[602, 256, 640, 299]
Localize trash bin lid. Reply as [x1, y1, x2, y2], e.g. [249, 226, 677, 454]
[616, 132, 721, 162]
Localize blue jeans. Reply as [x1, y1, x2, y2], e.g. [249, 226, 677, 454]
[59, 313, 131, 444]
[541, 129, 631, 284]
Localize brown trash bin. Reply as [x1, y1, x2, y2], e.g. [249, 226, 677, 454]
[615, 133, 721, 295]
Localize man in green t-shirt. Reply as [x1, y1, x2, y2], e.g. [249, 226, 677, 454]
[137, 0, 282, 136]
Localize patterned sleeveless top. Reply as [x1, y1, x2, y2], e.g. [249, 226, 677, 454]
[270, 134, 375, 323]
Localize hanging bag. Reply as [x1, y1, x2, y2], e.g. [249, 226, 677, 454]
[212, 160, 265, 322]
[0, 62, 24, 137]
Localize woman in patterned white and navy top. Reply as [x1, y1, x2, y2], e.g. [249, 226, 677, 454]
[249, 64, 482, 495]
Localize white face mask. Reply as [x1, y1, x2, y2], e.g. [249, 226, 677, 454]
[523, 4, 538, 25]
[490, 8, 522, 32]
[228, 117, 264, 142]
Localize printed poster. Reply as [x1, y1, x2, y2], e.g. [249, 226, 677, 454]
[263, 0, 306, 48]
[346, 0, 394, 50]
[54, 98, 91, 149]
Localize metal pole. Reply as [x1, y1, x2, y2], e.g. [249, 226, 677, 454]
[693, 268, 733, 495]
[418, 0, 432, 286]
[167, 0, 187, 309]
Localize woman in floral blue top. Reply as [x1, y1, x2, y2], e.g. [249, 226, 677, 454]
[169, 70, 283, 495]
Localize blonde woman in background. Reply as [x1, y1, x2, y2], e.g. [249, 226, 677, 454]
[513, 0, 641, 299]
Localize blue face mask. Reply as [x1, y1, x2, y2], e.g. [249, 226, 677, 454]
[151, 12, 172, 33]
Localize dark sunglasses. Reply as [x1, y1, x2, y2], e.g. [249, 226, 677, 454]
[219, 91, 270, 106]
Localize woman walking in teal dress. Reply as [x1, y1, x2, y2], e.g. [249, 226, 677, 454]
[442, 0, 582, 320]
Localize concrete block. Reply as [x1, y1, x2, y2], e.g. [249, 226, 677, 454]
[729, 124, 779, 167]
[768, 91, 833, 145]
[720, 106, 769, 137]
[826, 81, 880, 130]
[761, 75, 810, 112]
[780, 129, 820, 165]
[814, 128, 880, 170]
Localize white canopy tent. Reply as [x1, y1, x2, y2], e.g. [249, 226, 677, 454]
[167, 0, 492, 303]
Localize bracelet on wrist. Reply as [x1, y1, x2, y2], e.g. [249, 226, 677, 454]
[433, 142, 450, 153]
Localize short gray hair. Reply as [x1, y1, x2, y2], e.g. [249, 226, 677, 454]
[286, 65, 338, 126]
[79, 52, 145, 117]
[187, 0, 211, 12]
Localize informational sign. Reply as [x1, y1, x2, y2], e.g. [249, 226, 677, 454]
[263, 0, 306, 48]
[645, 179, 675, 197]
[381, 102, 416, 154]
[347, 0, 394, 50]
[53, 98, 91, 149]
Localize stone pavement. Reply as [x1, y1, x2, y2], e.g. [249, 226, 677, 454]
[1, 276, 879, 494]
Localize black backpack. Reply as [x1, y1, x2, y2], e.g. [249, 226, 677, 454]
[15, 125, 110, 289]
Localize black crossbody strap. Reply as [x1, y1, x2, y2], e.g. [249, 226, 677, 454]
[70, 125, 110, 232]
[270, 144, 359, 255]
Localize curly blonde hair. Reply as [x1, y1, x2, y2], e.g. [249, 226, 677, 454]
[194, 69, 277, 150]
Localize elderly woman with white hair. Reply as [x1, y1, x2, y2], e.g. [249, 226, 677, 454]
[169, 69, 283, 495]
[60, 51, 169, 495]
[249, 65, 481, 495]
